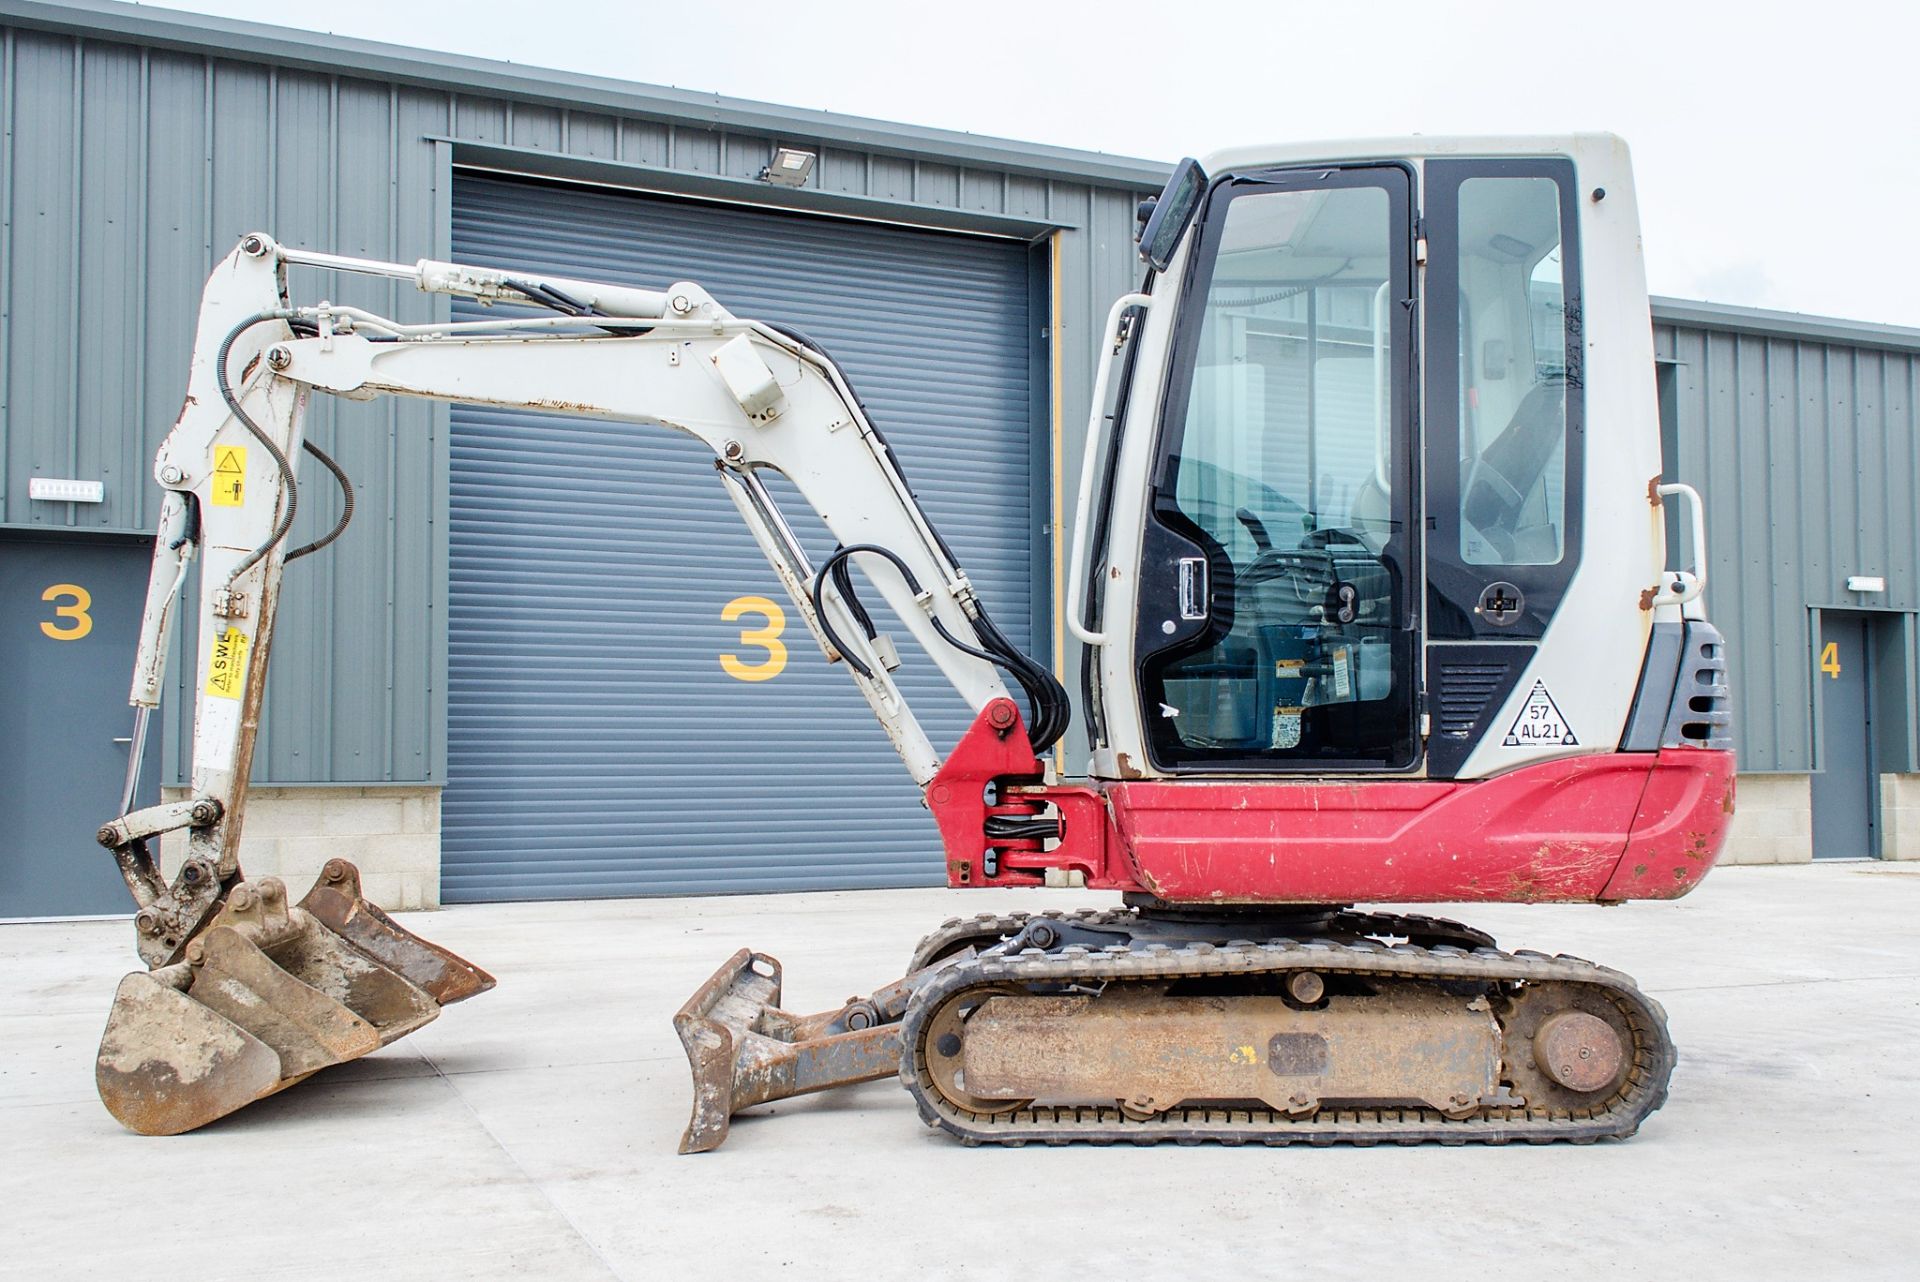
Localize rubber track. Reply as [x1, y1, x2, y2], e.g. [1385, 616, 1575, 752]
[906, 907, 1494, 975]
[899, 937, 1674, 1147]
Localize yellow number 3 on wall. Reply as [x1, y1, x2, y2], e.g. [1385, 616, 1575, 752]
[720, 595, 787, 682]
[41, 583, 93, 640]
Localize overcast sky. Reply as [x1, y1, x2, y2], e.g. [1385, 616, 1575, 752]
[141, 0, 1919, 329]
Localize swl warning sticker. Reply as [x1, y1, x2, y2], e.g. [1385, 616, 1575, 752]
[211, 444, 247, 506]
[204, 626, 250, 700]
[1503, 680, 1578, 747]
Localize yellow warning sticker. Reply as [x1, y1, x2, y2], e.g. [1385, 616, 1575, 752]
[211, 444, 247, 506]
[204, 626, 250, 700]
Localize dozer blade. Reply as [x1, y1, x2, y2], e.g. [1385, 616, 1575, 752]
[674, 947, 963, 1154]
[95, 859, 494, 1135]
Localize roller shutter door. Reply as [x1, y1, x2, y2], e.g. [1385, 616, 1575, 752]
[443, 175, 1038, 901]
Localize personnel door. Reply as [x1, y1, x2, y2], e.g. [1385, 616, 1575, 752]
[1135, 165, 1419, 771]
[1812, 611, 1878, 858]
[0, 535, 157, 917]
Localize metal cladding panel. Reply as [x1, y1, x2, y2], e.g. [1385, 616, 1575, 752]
[1656, 318, 1920, 772]
[442, 175, 1037, 899]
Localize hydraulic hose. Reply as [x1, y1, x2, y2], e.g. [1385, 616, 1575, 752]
[812, 545, 1070, 754]
[215, 313, 301, 586]
[286, 439, 355, 563]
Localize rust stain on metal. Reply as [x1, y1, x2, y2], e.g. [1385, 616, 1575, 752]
[301, 860, 494, 1004]
[958, 986, 1499, 1117]
[527, 397, 608, 415]
[1533, 1010, 1626, 1092]
[1114, 753, 1147, 780]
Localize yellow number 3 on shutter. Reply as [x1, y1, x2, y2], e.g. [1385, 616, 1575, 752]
[40, 583, 93, 640]
[720, 595, 787, 682]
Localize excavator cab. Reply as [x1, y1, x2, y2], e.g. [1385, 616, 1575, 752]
[1094, 147, 1665, 783]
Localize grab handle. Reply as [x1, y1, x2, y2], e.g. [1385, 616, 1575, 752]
[1066, 292, 1151, 646]
[1646, 482, 1707, 608]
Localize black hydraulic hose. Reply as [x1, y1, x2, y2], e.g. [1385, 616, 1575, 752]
[829, 551, 877, 640]
[218, 313, 301, 586]
[503, 278, 598, 316]
[928, 615, 1005, 666]
[286, 438, 355, 563]
[501, 278, 637, 337]
[811, 544, 1069, 754]
[810, 544, 923, 682]
[968, 605, 1070, 752]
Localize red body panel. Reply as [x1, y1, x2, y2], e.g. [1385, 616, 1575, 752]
[927, 700, 1735, 907]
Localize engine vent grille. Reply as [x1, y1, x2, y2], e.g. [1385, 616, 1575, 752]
[1424, 644, 1532, 779]
[1665, 624, 1734, 751]
[1436, 663, 1510, 736]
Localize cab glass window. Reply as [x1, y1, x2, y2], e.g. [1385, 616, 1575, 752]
[1424, 158, 1583, 640]
[1455, 176, 1569, 566]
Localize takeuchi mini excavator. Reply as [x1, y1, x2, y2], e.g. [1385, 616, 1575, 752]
[93, 133, 1733, 1146]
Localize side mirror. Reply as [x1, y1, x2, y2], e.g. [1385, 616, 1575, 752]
[1137, 157, 1208, 273]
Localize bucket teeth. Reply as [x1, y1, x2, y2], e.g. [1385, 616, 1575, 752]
[94, 859, 491, 1135]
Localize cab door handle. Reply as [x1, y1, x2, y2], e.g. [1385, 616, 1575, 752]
[1177, 557, 1209, 620]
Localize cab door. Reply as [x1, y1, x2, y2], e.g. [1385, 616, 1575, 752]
[1420, 159, 1586, 776]
[1132, 164, 1420, 772]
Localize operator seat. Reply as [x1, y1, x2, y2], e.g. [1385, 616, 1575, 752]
[1461, 377, 1566, 562]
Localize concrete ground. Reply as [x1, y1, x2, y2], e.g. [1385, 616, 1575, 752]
[3, 863, 1916, 1281]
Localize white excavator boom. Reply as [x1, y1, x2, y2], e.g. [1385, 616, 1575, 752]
[92, 231, 1055, 1136]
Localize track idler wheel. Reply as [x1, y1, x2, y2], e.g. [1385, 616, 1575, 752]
[95, 860, 493, 1135]
[1498, 981, 1634, 1109]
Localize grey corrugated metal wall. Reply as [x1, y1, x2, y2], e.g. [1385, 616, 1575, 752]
[0, 3, 1157, 789]
[442, 177, 1036, 898]
[1654, 307, 1920, 773]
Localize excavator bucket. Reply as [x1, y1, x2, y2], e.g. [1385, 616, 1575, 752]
[675, 948, 960, 1153]
[96, 859, 493, 1135]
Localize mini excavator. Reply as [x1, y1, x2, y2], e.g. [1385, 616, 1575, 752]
[92, 134, 1733, 1145]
